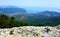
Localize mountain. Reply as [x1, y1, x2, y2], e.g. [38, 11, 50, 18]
[14, 11, 60, 25]
[0, 6, 27, 14]
[36, 11, 60, 16]
[0, 6, 60, 26]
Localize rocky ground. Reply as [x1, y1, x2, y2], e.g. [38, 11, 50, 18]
[0, 26, 60, 37]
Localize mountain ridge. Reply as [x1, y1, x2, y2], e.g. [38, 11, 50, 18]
[0, 6, 27, 14]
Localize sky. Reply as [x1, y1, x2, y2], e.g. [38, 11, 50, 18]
[0, 0, 60, 13]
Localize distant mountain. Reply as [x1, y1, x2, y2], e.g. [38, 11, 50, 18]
[14, 11, 60, 25]
[0, 6, 27, 14]
[36, 11, 60, 16]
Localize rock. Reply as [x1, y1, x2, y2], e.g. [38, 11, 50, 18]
[45, 26, 51, 33]
[9, 30, 14, 35]
[0, 26, 60, 37]
[56, 25, 60, 29]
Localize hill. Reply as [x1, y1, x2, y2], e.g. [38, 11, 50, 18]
[14, 11, 60, 26]
[0, 6, 60, 26]
[0, 6, 27, 14]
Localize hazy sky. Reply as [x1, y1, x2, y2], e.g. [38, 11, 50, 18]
[0, 0, 60, 12]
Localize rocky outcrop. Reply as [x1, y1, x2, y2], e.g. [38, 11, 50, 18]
[0, 26, 60, 37]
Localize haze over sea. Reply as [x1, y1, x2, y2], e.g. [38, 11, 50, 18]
[0, 0, 60, 13]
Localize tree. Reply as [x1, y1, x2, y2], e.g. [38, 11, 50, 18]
[0, 14, 9, 28]
[9, 16, 15, 27]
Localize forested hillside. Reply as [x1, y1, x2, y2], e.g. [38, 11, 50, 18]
[0, 14, 60, 28]
[0, 14, 29, 28]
